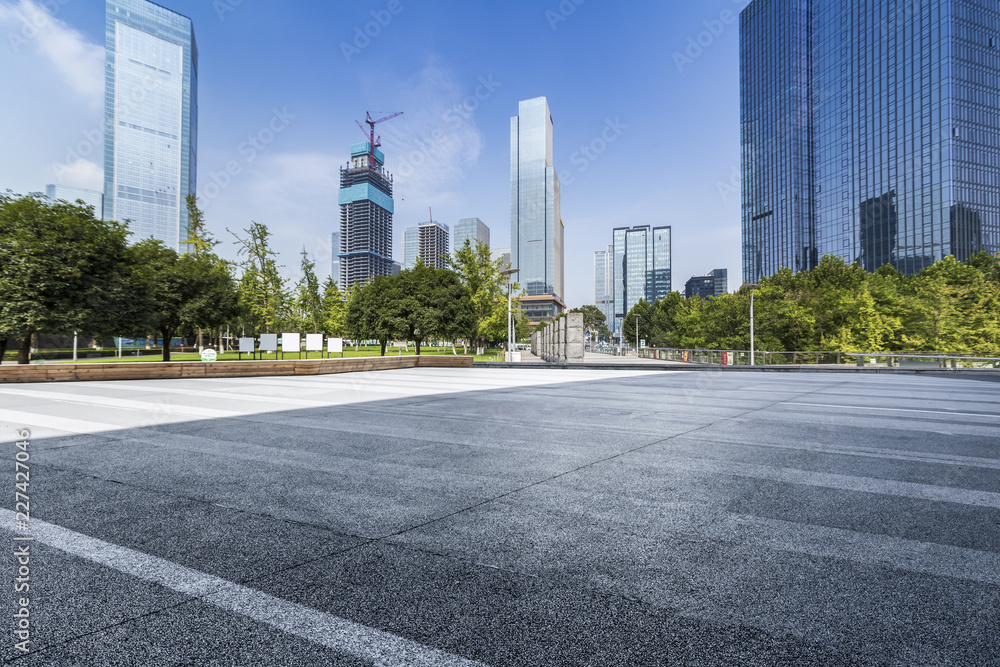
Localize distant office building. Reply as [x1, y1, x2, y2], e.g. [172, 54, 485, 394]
[492, 246, 511, 272]
[104, 0, 197, 250]
[338, 141, 395, 286]
[511, 97, 564, 324]
[389, 260, 401, 276]
[45, 185, 103, 219]
[685, 269, 728, 300]
[453, 217, 490, 255]
[330, 231, 341, 290]
[594, 245, 613, 331]
[611, 226, 671, 332]
[740, 0, 1000, 283]
[403, 221, 449, 270]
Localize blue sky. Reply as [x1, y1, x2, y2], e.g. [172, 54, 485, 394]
[1, 0, 748, 307]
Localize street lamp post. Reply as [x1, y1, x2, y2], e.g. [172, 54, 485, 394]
[502, 268, 519, 362]
[742, 283, 760, 366]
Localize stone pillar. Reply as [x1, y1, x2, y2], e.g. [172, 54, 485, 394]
[566, 312, 584, 361]
[542, 325, 549, 361]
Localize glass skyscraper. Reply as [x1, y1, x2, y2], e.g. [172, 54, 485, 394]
[511, 97, 564, 324]
[338, 142, 395, 286]
[104, 0, 197, 250]
[453, 217, 490, 255]
[611, 226, 671, 332]
[741, 0, 1000, 283]
[594, 245, 614, 333]
[685, 269, 729, 300]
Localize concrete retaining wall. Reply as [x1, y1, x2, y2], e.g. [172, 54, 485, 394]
[0, 355, 473, 384]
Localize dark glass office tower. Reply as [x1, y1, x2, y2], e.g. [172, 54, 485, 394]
[611, 225, 671, 333]
[741, 0, 1000, 283]
[337, 142, 395, 287]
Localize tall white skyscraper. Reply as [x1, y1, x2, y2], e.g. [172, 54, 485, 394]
[511, 97, 563, 325]
[104, 0, 197, 250]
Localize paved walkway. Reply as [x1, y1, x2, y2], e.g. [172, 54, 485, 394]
[1, 369, 998, 664]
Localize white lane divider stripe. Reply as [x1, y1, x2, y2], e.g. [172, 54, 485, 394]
[0, 509, 486, 666]
[782, 402, 1000, 419]
[0, 409, 120, 436]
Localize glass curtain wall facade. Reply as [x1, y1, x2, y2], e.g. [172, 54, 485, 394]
[594, 245, 614, 332]
[45, 185, 104, 219]
[338, 142, 395, 287]
[741, 0, 1000, 283]
[402, 226, 419, 270]
[453, 217, 490, 255]
[511, 97, 564, 321]
[611, 225, 671, 332]
[104, 0, 197, 250]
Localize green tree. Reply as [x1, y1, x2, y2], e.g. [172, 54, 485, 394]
[295, 248, 322, 333]
[449, 239, 513, 352]
[0, 195, 141, 364]
[649, 291, 685, 347]
[320, 276, 348, 337]
[183, 194, 217, 257]
[394, 262, 473, 355]
[621, 299, 654, 348]
[231, 222, 287, 335]
[130, 240, 238, 361]
[570, 304, 607, 338]
[345, 275, 402, 356]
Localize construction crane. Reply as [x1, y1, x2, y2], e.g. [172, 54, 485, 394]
[354, 111, 403, 171]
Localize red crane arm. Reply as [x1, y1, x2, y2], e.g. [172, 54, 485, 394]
[370, 111, 403, 125]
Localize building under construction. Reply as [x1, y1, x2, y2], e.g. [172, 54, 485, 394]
[337, 112, 402, 287]
[337, 142, 395, 287]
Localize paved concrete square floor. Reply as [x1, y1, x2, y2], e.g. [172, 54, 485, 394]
[1, 368, 998, 665]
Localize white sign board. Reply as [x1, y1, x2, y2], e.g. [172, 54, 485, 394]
[305, 333, 323, 352]
[259, 334, 278, 352]
[282, 332, 301, 353]
[328, 337, 344, 354]
[200, 348, 218, 362]
[238, 337, 255, 353]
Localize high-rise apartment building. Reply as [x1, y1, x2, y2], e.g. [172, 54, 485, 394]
[741, 0, 1000, 283]
[510, 97, 564, 324]
[403, 222, 449, 270]
[594, 245, 613, 332]
[104, 0, 197, 250]
[453, 217, 490, 254]
[685, 269, 728, 300]
[611, 226, 671, 332]
[337, 142, 395, 286]
[45, 185, 104, 219]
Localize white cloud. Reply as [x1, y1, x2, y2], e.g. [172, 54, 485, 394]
[0, 1, 104, 195]
[0, 0, 104, 103]
[376, 56, 489, 200]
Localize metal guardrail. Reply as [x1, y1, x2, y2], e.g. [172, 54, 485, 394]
[592, 346, 1000, 369]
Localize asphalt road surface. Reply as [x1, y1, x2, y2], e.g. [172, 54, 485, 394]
[1, 367, 998, 665]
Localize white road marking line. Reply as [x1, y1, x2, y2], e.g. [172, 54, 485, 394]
[0, 388, 239, 419]
[0, 409, 119, 436]
[0, 509, 485, 666]
[782, 401, 1000, 419]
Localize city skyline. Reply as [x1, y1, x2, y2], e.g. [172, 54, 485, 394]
[4, 1, 759, 307]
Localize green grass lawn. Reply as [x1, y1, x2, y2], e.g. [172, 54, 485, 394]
[16, 346, 510, 364]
